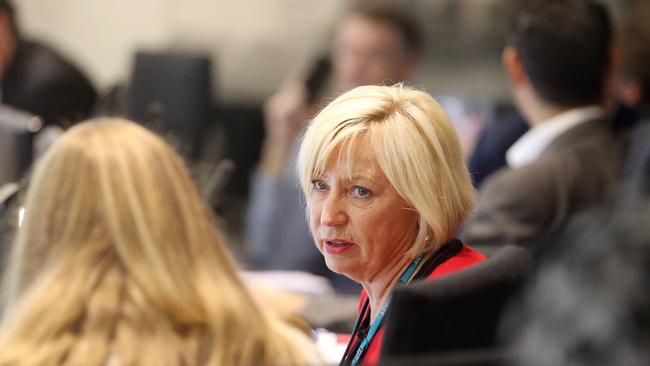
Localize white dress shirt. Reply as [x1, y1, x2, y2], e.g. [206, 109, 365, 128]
[506, 106, 605, 168]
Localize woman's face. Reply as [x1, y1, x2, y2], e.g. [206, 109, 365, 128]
[307, 139, 419, 283]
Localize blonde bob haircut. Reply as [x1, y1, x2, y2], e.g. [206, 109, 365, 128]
[0, 119, 317, 366]
[298, 84, 476, 256]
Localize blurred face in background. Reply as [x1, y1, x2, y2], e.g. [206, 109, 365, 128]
[331, 14, 417, 91]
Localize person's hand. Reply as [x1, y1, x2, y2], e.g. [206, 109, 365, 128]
[264, 81, 311, 145]
[259, 81, 314, 177]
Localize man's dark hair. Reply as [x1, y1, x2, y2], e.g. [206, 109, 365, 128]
[348, 1, 423, 56]
[508, 0, 612, 107]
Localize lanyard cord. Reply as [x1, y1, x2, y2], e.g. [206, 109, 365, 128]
[340, 253, 425, 366]
[339, 239, 464, 366]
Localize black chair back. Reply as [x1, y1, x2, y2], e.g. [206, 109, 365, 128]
[127, 51, 213, 160]
[380, 245, 532, 365]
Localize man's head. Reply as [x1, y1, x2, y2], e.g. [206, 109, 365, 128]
[331, 2, 422, 91]
[0, 0, 16, 79]
[503, 0, 612, 112]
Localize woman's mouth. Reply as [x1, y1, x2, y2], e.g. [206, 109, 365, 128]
[323, 239, 354, 255]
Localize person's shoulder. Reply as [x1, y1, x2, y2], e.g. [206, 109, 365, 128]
[483, 118, 612, 191]
[480, 162, 557, 206]
[535, 118, 626, 184]
[13, 39, 91, 85]
[457, 243, 487, 262]
[448, 244, 486, 267]
[553, 117, 614, 145]
[19, 40, 57, 57]
[13, 40, 66, 72]
[428, 244, 486, 279]
[540, 118, 622, 164]
[489, 119, 617, 183]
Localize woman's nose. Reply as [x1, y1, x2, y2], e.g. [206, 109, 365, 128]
[320, 194, 348, 227]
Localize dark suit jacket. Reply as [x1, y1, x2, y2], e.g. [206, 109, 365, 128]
[620, 112, 650, 200]
[461, 118, 627, 248]
[2, 39, 97, 125]
[469, 110, 529, 187]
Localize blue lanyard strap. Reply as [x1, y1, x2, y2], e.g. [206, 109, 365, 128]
[397, 253, 425, 285]
[346, 253, 425, 366]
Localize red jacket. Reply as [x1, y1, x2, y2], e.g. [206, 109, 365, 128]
[349, 244, 485, 365]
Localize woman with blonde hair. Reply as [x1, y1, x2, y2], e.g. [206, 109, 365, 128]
[0, 118, 319, 366]
[297, 84, 485, 365]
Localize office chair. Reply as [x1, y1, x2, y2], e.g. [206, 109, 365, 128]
[0, 106, 43, 261]
[380, 245, 532, 366]
[0, 106, 43, 187]
[127, 51, 213, 160]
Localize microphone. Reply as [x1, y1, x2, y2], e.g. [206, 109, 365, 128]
[202, 158, 236, 208]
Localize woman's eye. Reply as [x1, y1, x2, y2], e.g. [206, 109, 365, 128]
[312, 180, 328, 191]
[352, 186, 371, 198]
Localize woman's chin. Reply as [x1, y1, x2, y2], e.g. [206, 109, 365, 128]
[324, 256, 360, 280]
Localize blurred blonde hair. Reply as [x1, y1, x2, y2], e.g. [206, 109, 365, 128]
[0, 118, 317, 366]
[298, 84, 475, 256]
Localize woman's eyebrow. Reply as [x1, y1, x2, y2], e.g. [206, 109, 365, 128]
[343, 167, 385, 184]
[345, 173, 376, 181]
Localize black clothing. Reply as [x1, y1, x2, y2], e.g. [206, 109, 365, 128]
[2, 39, 97, 125]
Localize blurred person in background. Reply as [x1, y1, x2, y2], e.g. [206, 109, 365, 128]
[0, 0, 96, 126]
[246, 1, 422, 292]
[468, 105, 529, 188]
[505, 202, 650, 366]
[612, 8, 650, 204]
[0, 119, 320, 366]
[461, 0, 627, 251]
[298, 84, 485, 365]
[505, 13, 650, 362]
[610, 20, 650, 130]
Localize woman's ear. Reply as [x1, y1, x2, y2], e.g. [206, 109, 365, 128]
[502, 46, 527, 87]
